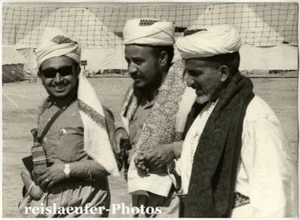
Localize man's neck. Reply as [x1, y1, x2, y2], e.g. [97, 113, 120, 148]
[140, 85, 159, 102]
[139, 70, 168, 102]
[49, 89, 77, 108]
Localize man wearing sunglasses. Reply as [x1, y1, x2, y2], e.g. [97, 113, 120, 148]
[19, 27, 120, 217]
[39, 63, 79, 99]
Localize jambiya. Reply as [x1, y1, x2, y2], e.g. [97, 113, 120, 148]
[21, 128, 47, 200]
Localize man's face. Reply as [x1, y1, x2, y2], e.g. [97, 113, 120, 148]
[185, 59, 223, 104]
[39, 56, 79, 99]
[125, 45, 162, 89]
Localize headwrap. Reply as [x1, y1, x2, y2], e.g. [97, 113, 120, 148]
[176, 25, 241, 59]
[35, 27, 119, 177]
[184, 72, 254, 217]
[121, 60, 196, 197]
[123, 18, 175, 46]
[35, 27, 81, 67]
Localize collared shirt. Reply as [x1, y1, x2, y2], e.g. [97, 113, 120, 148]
[175, 101, 217, 195]
[128, 90, 159, 150]
[37, 96, 116, 163]
[38, 97, 85, 162]
[175, 96, 298, 218]
[25, 96, 115, 218]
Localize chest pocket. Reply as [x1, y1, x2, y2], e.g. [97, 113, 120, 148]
[56, 127, 87, 162]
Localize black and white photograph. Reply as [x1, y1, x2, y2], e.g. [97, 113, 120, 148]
[2, 0, 298, 218]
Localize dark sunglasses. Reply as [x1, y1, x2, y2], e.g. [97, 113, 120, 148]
[40, 66, 74, 78]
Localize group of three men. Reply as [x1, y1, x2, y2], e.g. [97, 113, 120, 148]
[19, 18, 297, 218]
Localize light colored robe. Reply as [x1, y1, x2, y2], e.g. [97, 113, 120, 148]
[175, 95, 298, 218]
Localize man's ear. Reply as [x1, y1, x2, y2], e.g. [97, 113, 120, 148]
[219, 65, 230, 82]
[159, 51, 169, 68]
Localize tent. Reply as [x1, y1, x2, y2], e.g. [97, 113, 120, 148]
[15, 47, 38, 75]
[5, 3, 297, 71]
[15, 8, 127, 72]
[81, 46, 127, 73]
[2, 46, 27, 83]
[239, 44, 298, 71]
[179, 3, 298, 70]
[189, 3, 297, 46]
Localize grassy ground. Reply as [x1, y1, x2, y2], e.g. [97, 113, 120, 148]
[2, 76, 298, 217]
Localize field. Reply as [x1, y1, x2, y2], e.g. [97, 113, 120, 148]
[2, 76, 298, 217]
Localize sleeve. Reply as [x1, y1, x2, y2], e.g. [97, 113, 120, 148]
[70, 160, 108, 180]
[102, 105, 122, 171]
[167, 159, 182, 192]
[238, 115, 298, 218]
[37, 97, 50, 128]
[167, 142, 184, 193]
[102, 105, 116, 143]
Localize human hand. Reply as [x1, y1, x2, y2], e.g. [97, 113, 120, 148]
[113, 127, 130, 157]
[134, 153, 167, 175]
[141, 143, 176, 170]
[37, 158, 65, 189]
[127, 149, 135, 165]
[134, 154, 150, 175]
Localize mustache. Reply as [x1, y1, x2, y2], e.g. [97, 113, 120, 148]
[130, 73, 143, 79]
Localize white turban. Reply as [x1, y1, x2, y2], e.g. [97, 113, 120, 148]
[35, 27, 119, 177]
[123, 18, 175, 46]
[35, 27, 81, 67]
[176, 25, 241, 59]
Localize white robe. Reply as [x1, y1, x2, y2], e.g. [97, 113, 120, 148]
[175, 95, 298, 218]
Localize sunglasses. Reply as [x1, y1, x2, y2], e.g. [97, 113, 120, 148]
[40, 66, 74, 78]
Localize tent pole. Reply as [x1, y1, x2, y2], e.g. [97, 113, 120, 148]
[14, 24, 17, 45]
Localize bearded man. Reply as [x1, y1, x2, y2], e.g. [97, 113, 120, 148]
[172, 25, 298, 218]
[119, 18, 195, 217]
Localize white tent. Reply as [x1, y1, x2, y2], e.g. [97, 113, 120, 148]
[189, 3, 297, 46]
[15, 7, 127, 71]
[239, 45, 298, 71]
[81, 46, 127, 72]
[15, 47, 38, 75]
[179, 3, 298, 70]
[2, 46, 27, 83]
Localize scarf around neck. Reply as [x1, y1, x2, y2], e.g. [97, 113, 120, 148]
[184, 71, 254, 217]
[120, 60, 197, 197]
[121, 60, 195, 153]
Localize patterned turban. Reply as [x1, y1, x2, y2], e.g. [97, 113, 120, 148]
[123, 18, 175, 46]
[35, 27, 81, 67]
